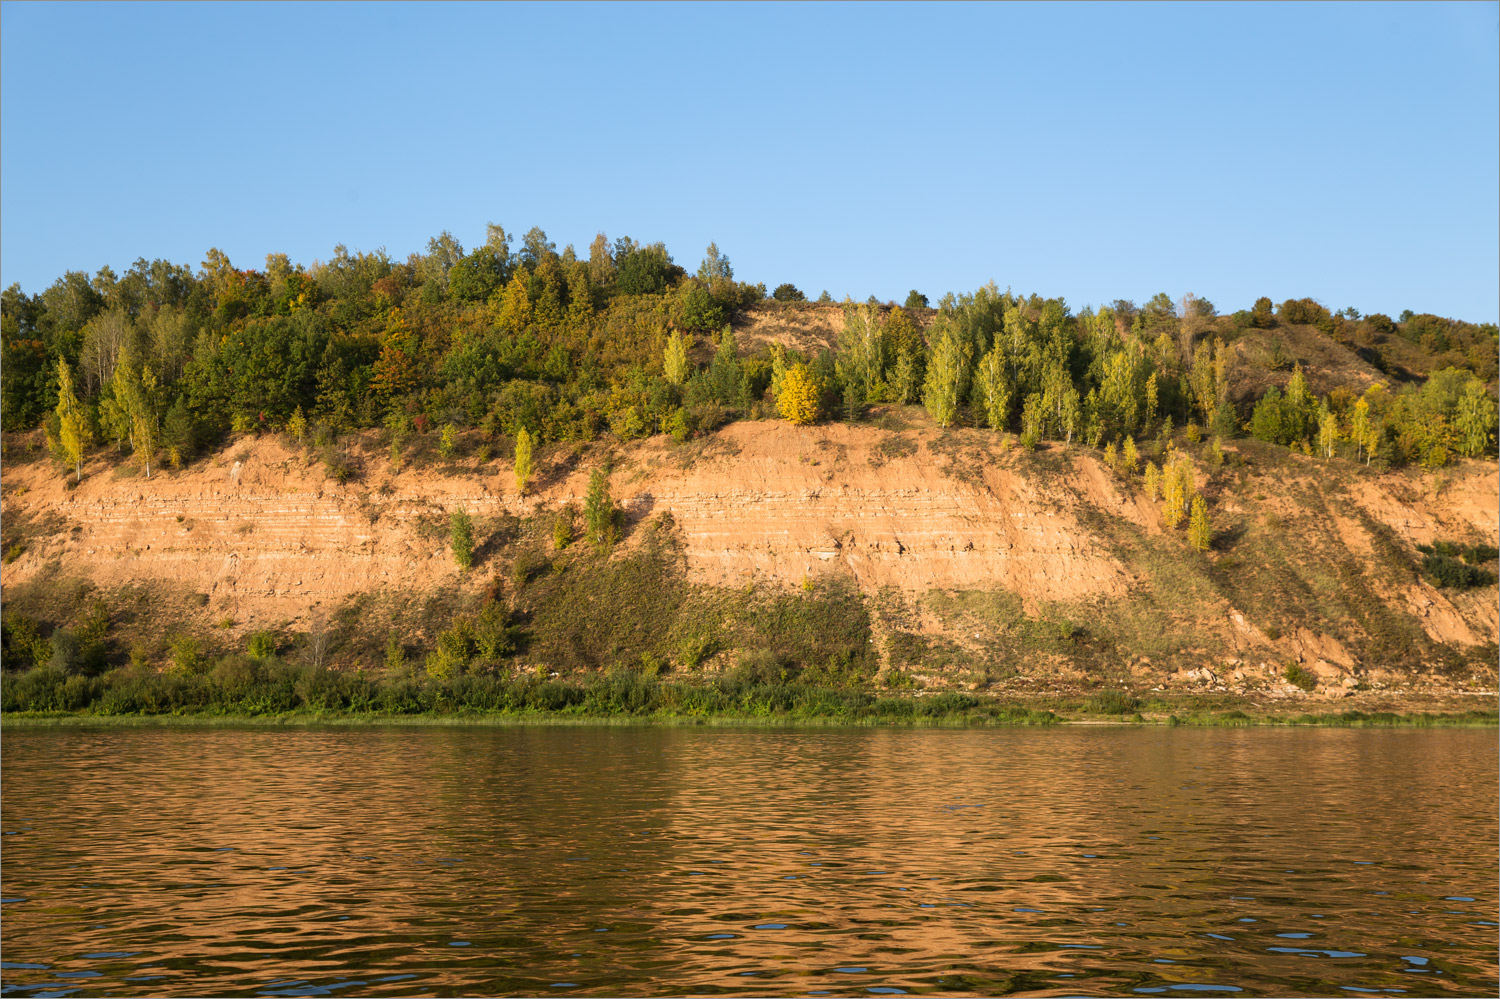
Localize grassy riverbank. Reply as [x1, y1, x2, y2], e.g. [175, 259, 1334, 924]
[3, 664, 1493, 728]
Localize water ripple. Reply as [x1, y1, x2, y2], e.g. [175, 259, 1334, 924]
[1, 726, 1495, 996]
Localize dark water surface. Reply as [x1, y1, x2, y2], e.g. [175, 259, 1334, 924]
[1, 726, 1495, 997]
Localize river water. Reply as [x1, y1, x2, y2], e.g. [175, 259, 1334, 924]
[1, 726, 1495, 997]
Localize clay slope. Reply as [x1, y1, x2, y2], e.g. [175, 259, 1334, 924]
[2, 421, 1496, 695]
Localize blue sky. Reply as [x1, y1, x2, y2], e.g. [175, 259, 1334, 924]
[2, 1, 1496, 320]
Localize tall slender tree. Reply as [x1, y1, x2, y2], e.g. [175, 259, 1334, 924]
[513, 428, 534, 496]
[55, 358, 91, 481]
[1188, 495, 1211, 552]
[922, 323, 970, 428]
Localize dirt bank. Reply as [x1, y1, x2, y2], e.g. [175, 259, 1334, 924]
[2, 417, 1496, 706]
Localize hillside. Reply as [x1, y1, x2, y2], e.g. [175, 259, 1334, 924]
[2, 416, 1495, 714]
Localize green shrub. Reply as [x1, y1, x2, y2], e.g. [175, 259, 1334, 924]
[727, 648, 787, 687]
[245, 631, 276, 658]
[1419, 550, 1496, 589]
[169, 635, 206, 676]
[384, 632, 407, 672]
[473, 602, 515, 663]
[450, 508, 474, 569]
[426, 618, 475, 679]
[552, 507, 575, 550]
[883, 669, 919, 691]
[1284, 662, 1317, 691]
[213, 654, 264, 697]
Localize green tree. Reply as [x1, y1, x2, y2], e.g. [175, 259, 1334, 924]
[450, 508, 474, 569]
[1019, 393, 1045, 449]
[1454, 378, 1497, 457]
[113, 361, 161, 478]
[584, 469, 618, 550]
[772, 283, 805, 302]
[162, 397, 196, 467]
[419, 231, 464, 294]
[54, 358, 91, 481]
[836, 302, 885, 414]
[884, 306, 925, 403]
[588, 232, 616, 290]
[976, 345, 1011, 430]
[904, 290, 929, 309]
[697, 242, 733, 283]
[449, 227, 511, 302]
[1249, 296, 1276, 329]
[519, 226, 556, 268]
[615, 241, 676, 295]
[922, 322, 970, 428]
[513, 428, 534, 495]
[679, 282, 725, 331]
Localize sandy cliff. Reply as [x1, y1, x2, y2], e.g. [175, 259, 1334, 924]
[2, 420, 1496, 700]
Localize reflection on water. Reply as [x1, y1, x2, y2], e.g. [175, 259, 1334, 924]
[1, 726, 1495, 997]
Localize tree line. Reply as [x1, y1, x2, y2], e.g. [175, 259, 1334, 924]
[3, 228, 1496, 479]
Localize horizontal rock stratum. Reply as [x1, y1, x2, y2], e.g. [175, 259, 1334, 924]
[2, 419, 1496, 699]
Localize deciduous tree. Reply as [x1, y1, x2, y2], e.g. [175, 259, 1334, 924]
[777, 363, 821, 425]
[664, 330, 693, 385]
[584, 469, 618, 549]
[55, 358, 91, 481]
[1188, 495, 1211, 552]
[1162, 453, 1194, 529]
[513, 428, 534, 495]
[450, 508, 474, 569]
[976, 345, 1011, 430]
[1454, 378, 1497, 457]
[922, 322, 970, 428]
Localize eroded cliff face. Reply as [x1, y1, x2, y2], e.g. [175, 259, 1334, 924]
[2, 421, 1496, 699]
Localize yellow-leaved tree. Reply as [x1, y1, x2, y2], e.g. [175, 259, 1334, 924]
[1317, 405, 1341, 459]
[495, 273, 532, 334]
[1162, 453, 1194, 529]
[778, 363, 821, 425]
[664, 331, 693, 386]
[1188, 495, 1212, 552]
[513, 428, 534, 495]
[55, 359, 92, 482]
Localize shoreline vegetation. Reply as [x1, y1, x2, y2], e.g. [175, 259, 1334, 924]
[4, 235, 1496, 720]
[2, 668, 1492, 729]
